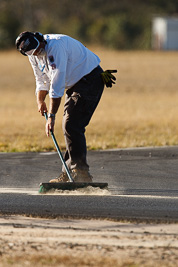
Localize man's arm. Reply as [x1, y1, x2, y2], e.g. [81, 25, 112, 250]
[36, 90, 48, 115]
[49, 97, 61, 115]
[46, 97, 61, 136]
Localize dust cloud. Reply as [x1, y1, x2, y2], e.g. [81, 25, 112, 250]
[45, 186, 111, 196]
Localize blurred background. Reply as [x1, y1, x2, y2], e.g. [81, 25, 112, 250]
[1, 0, 178, 152]
[1, 0, 178, 51]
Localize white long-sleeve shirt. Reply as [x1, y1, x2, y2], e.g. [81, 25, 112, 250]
[28, 34, 101, 98]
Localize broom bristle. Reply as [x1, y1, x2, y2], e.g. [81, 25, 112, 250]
[38, 182, 108, 194]
[38, 185, 47, 194]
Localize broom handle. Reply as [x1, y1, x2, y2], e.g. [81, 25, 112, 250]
[44, 112, 74, 182]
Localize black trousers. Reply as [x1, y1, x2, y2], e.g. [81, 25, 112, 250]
[62, 65, 104, 172]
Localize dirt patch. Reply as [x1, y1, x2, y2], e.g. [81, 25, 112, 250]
[0, 215, 177, 266]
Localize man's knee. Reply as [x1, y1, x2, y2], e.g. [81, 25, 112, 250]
[63, 116, 85, 138]
[63, 116, 76, 136]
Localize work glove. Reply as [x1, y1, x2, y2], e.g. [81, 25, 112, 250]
[101, 70, 117, 88]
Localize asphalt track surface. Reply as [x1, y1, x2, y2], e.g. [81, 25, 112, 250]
[0, 147, 178, 222]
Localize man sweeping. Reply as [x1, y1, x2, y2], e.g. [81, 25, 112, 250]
[15, 31, 117, 183]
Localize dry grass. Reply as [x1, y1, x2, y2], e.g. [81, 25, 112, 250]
[0, 49, 178, 152]
[1, 254, 135, 267]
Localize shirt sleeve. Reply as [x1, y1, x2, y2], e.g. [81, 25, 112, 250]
[47, 42, 68, 98]
[28, 56, 50, 95]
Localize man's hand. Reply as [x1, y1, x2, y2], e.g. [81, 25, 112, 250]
[45, 97, 61, 136]
[46, 117, 55, 137]
[38, 101, 48, 116]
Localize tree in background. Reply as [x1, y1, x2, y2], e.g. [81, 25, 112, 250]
[0, 0, 178, 50]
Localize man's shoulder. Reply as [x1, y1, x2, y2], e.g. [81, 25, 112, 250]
[44, 34, 68, 42]
[45, 35, 70, 55]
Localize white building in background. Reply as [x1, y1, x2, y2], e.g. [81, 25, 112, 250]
[152, 17, 178, 50]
